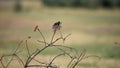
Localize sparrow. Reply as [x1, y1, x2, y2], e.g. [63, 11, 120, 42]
[52, 21, 61, 33]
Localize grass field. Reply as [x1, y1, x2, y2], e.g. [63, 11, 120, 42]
[0, 7, 120, 68]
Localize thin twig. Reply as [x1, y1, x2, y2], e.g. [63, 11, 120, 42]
[63, 33, 71, 41]
[33, 58, 47, 65]
[53, 46, 73, 58]
[14, 40, 23, 53]
[52, 45, 78, 55]
[50, 31, 56, 44]
[37, 40, 49, 45]
[14, 54, 24, 67]
[25, 40, 30, 57]
[25, 48, 39, 62]
[47, 53, 66, 68]
[0, 55, 5, 68]
[52, 37, 62, 44]
[26, 64, 54, 68]
[6, 55, 14, 68]
[59, 31, 64, 43]
[0, 54, 15, 68]
[67, 57, 75, 68]
[52, 33, 71, 44]
[72, 49, 86, 68]
[37, 29, 46, 46]
[34, 25, 46, 46]
[83, 55, 101, 60]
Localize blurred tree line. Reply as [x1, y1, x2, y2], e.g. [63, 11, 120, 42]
[1, 0, 120, 12]
[41, 0, 120, 8]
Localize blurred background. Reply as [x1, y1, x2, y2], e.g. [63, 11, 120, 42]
[0, 0, 120, 68]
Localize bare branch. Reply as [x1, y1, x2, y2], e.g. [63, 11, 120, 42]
[6, 55, 14, 68]
[34, 25, 46, 46]
[63, 33, 71, 41]
[52, 45, 78, 55]
[59, 31, 64, 43]
[67, 57, 75, 68]
[25, 40, 30, 57]
[37, 40, 49, 45]
[14, 54, 24, 67]
[52, 33, 71, 44]
[50, 31, 56, 44]
[0, 55, 5, 68]
[26, 64, 55, 68]
[0, 54, 15, 68]
[33, 58, 47, 65]
[37, 28, 46, 46]
[48, 53, 66, 68]
[72, 49, 86, 68]
[14, 40, 23, 53]
[53, 46, 73, 58]
[52, 37, 62, 44]
[83, 55, 101, 60]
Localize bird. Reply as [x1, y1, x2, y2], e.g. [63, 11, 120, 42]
[52, 21, 61, 33]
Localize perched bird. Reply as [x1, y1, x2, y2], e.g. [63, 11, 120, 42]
[52, 21, 61, 33]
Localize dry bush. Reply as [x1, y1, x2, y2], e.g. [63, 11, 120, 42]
[0, 21, 100, 68]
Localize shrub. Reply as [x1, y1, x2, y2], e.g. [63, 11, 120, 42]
[0, 22, 99, 68]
